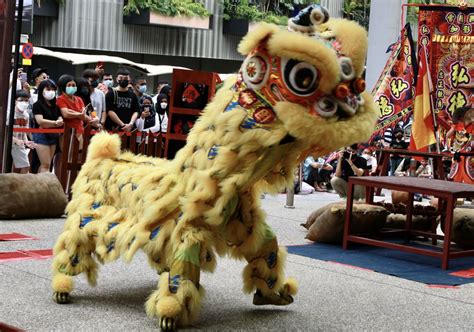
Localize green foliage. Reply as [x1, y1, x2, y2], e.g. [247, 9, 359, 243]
[221, 0, 262, 21]
[262, 14, 289, 25]
[221, 0, 318, 26]
[343, 0, 370, 29]
[124, 0, 210, 17]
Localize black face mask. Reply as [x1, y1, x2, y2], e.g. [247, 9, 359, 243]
[80, 87, 90, 95]
[91, 80, 99, 88]
[118, 79, 129, 88]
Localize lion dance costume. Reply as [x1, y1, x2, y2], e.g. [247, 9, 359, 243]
[51, 5, 377, 330]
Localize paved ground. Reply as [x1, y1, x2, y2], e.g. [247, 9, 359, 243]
[1, 191, 474, 331]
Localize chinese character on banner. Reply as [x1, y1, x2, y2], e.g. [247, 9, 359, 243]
[418, 5, 473, 154]
[370, 23, 417, 144]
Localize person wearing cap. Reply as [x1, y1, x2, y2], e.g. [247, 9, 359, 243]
[8, 90, 37, 173]
[29, 68, 49, 104]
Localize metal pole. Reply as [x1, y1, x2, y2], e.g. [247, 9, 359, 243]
[0, 0, 17, 172]
[4, 0, 23, 173]
[285, 186, 295, 209]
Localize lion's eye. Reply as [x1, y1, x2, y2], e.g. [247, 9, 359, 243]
[339, 57, 355, 81]
[242, 54, 270, 89]
[315, 96, 337, 117]
[282, 59, 319, 96]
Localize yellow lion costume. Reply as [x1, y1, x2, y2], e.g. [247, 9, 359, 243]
[51, 5, 377, 331]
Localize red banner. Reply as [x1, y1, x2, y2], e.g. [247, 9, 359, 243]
[371, 23, 417, 142]
[418, 5, 473, 152]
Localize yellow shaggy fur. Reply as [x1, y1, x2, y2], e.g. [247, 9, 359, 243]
[51, 11, 377, 330]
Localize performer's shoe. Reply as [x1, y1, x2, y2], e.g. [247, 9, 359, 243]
[53, 292, 70, 304]
[252, 289, 294, 306]
[159, 316, 177, 331]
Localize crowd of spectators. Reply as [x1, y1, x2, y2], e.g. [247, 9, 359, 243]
[301, 120, 438, 200]
[7, 64, 467, 192]
[7, 65, 171, 174]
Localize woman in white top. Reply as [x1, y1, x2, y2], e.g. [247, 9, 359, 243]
[135, 95, 168, 144]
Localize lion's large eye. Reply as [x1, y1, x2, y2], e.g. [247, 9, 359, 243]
[315, 96, 337, 117]
[242, 54, 270, 89]
[339, 57, 355, 81]
[282, 59, 319, 96]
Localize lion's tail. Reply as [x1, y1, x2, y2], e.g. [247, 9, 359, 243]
[86, 132, 121, 162]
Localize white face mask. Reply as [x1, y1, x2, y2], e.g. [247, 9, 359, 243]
[43, 90, 56, 101]
[103, 79, 113, 88]
[160, 102, 168, 109]
[16, 101, 29, 112]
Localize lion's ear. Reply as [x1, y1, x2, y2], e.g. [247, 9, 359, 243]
[238, 23, 280, 55]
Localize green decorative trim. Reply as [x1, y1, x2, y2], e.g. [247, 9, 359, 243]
[174, 243, 201, 266]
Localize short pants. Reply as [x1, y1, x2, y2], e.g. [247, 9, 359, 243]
[33, 133, 60, 146]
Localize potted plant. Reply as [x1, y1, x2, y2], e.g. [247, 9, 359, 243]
[123, 0, 212, 29]
[34, 0, 62, 18]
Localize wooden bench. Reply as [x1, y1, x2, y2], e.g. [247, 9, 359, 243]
[343, 176, 474, 270]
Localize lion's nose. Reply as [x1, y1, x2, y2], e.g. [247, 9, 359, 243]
[352, 78, 366, 94]
[334, 83, 350, 100]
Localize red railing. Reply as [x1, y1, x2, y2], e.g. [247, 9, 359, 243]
[13, 126, 164, 197]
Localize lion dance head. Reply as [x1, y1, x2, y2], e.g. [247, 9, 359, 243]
[231, 4, 377, 155]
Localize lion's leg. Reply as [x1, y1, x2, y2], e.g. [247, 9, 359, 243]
[145, 223, 208, 331]
[51, 206, 99, 303]
[225, 194, 298, 306]
[244, 237, 298, 306]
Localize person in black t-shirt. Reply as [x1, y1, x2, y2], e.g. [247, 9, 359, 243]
[104, 68, 139, 131]
[330, 144, 368, 200]
[31, 79, 64, 173]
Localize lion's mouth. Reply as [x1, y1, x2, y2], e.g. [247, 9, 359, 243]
[336, 93, 364, 116]
[310, 92, 364, 118]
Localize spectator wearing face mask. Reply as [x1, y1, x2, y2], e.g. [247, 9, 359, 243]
[57, 75, 99, 139]
[32, 80, 63, 173]
[8, 90, 37, 173]
[29, 68, 49, 104]
[361, 148, 378, 175]
[155, 93, 169, 133]
[75, 77, 92, 106]
[99, 72, 114, 95]
[104, 68, 139, 132]
[160, 85, 171, 109]
[83, 69, 106, 129]
[133, 76, 149, 99]
[135, 95, 167, 143]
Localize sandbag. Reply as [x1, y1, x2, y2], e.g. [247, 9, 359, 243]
[441, 208, 474, 249]
[306, 204, 389, 243]
[0, 173, 67, 219]
[301, 201, 346, 229]
[391, 190, 410, 205]
[385, 213, 434, 231]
